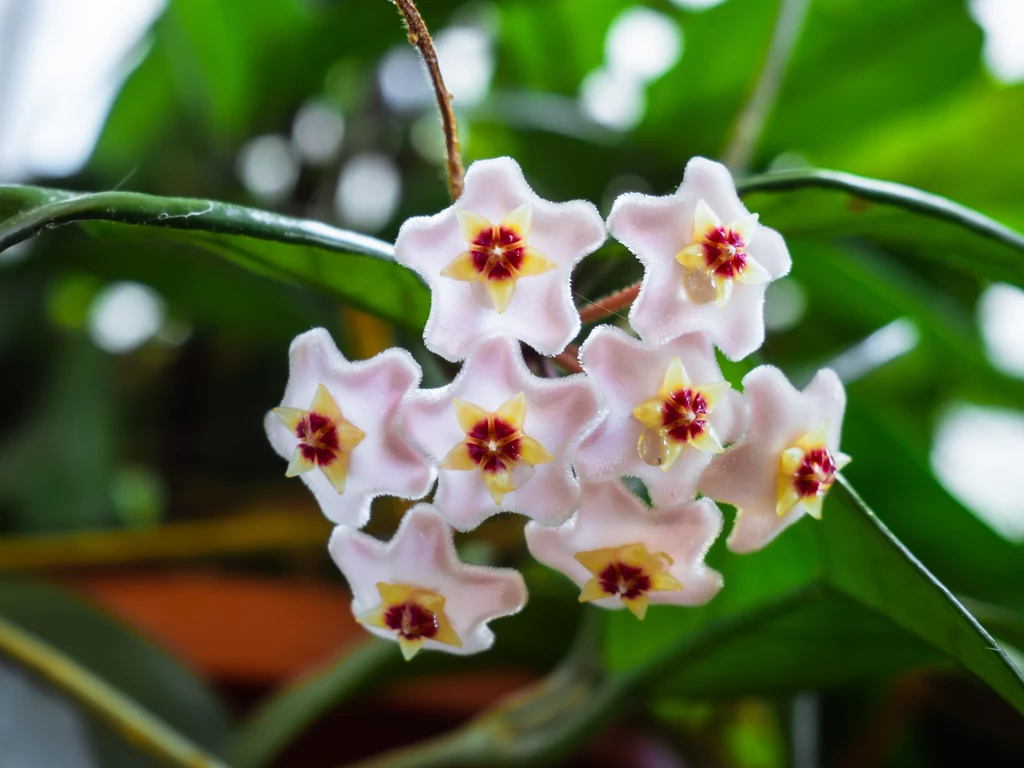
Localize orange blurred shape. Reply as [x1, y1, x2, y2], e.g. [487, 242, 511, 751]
[68, 572, 360, 684]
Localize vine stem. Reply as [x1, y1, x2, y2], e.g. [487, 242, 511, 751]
[552, 346, 582, 374]
[391, 0, 465, 201]
[577, 283, 641, 325]
[721, 0, 813, 174]
[0, 614, 228, 768]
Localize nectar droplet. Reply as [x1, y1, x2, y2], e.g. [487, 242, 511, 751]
[638, 429, 666, 467]
[682, 268, 718, 305]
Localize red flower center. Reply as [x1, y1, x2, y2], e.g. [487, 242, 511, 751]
[701, 226, 749, 280]
[295, 411, 340, 466]
[464, 417, 522, 473]
[794, 447, 837, 498]
[469, 225, 526, 282]
[383, 602, 439, 641]
[597, 562, 652, 600]
[660, 388, 710, 444]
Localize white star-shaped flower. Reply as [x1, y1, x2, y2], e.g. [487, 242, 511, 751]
[699, 365, 851, 554]
[265, 328, 435, 528]
[404, 336, 599, 531]
[574, 325, 747, 507]
[394, 157, 606, 362]
[525, 480, 723, 619]
[607, 156, 791, 360]
[330, 504, 527, 660]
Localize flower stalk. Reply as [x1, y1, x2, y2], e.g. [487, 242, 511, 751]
[391, 0, 465, 201]
[577, 283, 641, 325]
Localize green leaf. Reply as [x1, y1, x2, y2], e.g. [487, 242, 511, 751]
[0, 578, 228, 764]
[810, 83, 1024, 234]
[762, 0, 983, 160]
[604, 480, 1024, 713]
[737, 168, 1024, 286]
[0, 186, 429, 332]
[782, 242, 1024, 610]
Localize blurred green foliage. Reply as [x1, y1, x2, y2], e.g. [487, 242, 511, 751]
[1, 0, 1024, 765]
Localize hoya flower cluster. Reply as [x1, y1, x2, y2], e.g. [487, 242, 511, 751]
[267, 157, 850, 660]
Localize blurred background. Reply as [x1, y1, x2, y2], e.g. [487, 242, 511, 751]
[1, 0, 1024, 766]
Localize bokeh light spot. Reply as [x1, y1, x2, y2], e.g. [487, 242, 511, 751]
[579, 68, 646, 131]
[335, 152, 402, 233]
[932, 403, 1024, 543]
[605, 7, 682, 83]
[87, 281, 166, 354]
[236, 134, 299, 204]
[292, 99, 345, 166]
[978, 282, 1024, 379]
[764, 277, 807, 332]
[970, 0, 1024, 84]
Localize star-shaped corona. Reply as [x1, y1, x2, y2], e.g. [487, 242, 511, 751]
[776, 423, 850, 521]
[574, 325, 746, 507]
[675, 200, 772, 308]
[273, 384, 365, 493]
[440, 393, 553, 505]
[265, 329, 435, 528]
[357, 583, 462, 661]
[526, 480, 723, 618]
[441, 205, 556, 314]
[330, 505, 527, 659]
[700, 365, 850, 553]
[607, 157, 791, 360]
[632, 356, 730, 470]
[404, 336, 599, 530]
[394, 157, 605, 361]
[575, 543, 682, 620]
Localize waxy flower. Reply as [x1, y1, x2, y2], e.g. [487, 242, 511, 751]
[394, 157, 606, 361]
[330, 505, 527, 659]
[526, 480, 723, 619]
[699, 366, 850, 553]
[265, 328, 434, 528]
[574, 325, 746, 507]
[607, 157, 791, 360]
[404, 336, 599, 530]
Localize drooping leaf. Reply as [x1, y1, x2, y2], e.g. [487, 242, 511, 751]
[737, 168, 1024, 287]
[0, 579, 228, 762]
[0, 186, 430, 332]
[603, 480, 1024, 714]
[778, 240, 1024, 611]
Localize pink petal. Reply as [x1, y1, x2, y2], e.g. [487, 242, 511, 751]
[713, 280, 768, 362]
[404, 337, 599, 530]
[394, 157, 604, 361]
[525, 480, 723, 611]
[606, 191, 686, 269]
[746, 224, 792, 279]
[699, 365, 847, 554]
[265, 328, 434, 528]
[609, 157, 791, 358]
[575, 325, 745, 505]
[330, 505, 527, 655]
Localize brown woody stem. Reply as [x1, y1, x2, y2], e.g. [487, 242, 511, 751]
[577, 282, 641, 325]
[392, 0, 465, 201]
[552, 346, 583, 374]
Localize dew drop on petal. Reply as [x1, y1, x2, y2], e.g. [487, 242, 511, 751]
[638, 429, 666, 467]
[682, 269, 718, 305]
